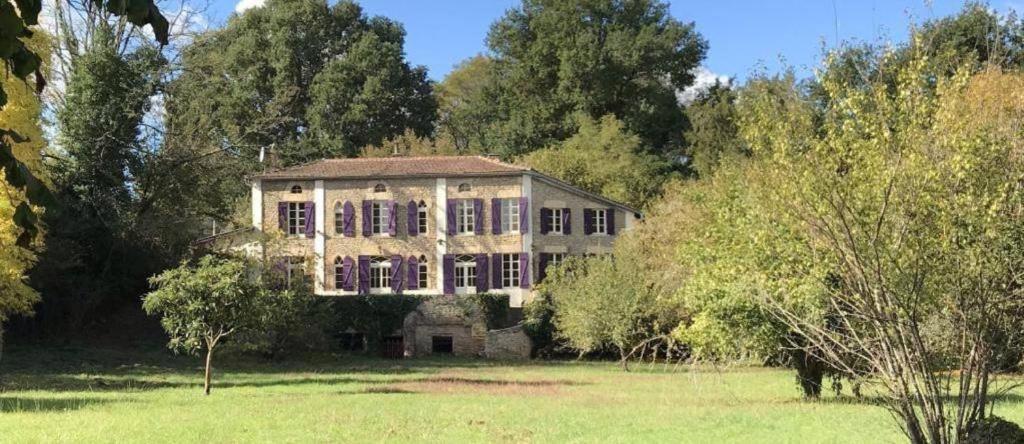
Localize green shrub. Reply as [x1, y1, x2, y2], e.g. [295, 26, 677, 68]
[963, 416, 1024, 444]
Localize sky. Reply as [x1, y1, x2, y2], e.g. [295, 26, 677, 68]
[207, 0, 1021, 84]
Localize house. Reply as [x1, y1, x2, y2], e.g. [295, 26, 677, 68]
[248, 155, 641, 309]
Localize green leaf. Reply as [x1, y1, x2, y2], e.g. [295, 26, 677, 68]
[10, 45, 40, 78]
[13, 0, 40, 26]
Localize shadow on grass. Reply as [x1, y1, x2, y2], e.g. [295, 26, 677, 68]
[795, 392, 1024, 407]
[0, 396, 115, 413]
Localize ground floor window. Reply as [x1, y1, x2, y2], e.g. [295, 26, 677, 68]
[370, 256, 391, 290]
[418, 255, 429, 289]
[502, 253, 520, 288]
[454, 255, 476, 291]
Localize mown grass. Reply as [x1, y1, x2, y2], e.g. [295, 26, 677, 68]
[2, 346, 1024, 443]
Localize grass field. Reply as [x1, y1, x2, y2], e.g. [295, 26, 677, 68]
[2, 346, 1023, 443]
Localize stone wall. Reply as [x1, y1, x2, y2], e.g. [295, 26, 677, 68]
[485, 324, 532, 360]
[402, 295, 487, 357]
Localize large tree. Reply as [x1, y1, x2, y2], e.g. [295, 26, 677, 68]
[166, 0, 436, 170]
[480, 0, 707, 157]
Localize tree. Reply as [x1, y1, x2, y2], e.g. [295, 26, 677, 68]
[143, 255, 297, 395]
[435, 55, 499, 153]
[166, 0, 436, 171]
[683, 82, 746, 178]
[522, 114, 671, 209]
[482, 0, 708, 157]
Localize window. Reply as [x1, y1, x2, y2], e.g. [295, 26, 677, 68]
[417, 201, 428, 234]
[458, 183, 471, 192]
[284, 256, 305, 288]
[418, 255, 429, 289]
[373, 183, 387, 193]
[287, 202, 306, 236]
[369, 256, 391, 290]
[431, 335, 453, 354]
[456, 200, 474, 234]
[594, 209, 608, 234]
[500, 198, 520, 233]
[454, 255, 476, 290]
[334, 203, 344, 234]
[371, 201, 390, 235]
[548, 208, 563, 234]
[334, 256, 344, 289]
[290, 185, 302, 194]
[502, 253, 521, 288]
[548, 253, 566, 268]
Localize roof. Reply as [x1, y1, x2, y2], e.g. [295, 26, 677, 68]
[254, 155, 528, 180]
[254, 155, 640, 214]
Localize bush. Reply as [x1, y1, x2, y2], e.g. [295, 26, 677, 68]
[963, 416, 1024, 444]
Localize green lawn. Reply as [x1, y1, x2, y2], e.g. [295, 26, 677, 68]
[2, 346, 1023, 443]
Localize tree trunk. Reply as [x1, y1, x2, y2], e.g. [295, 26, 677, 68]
[204, 346, 214, 396]
[792, 348, 824, 399]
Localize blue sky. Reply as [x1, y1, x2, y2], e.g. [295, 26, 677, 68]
[212, 1, 1020, 83]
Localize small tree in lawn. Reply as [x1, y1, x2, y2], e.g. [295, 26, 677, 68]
[143, 255, 287, 395]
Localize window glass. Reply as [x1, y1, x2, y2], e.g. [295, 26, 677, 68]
[456, 200, 474, 234]
[417, 201, 428, 234]
[287, 202, 306, 236]
[500, 198, 519, 233]
[369, 256, 391, 289]
[418, 255, 429, 289]
[371, 202, 390, 235]
[594, 209, 607, 234]
[549, 208, 563, 234]
[502, 253, 521, 288]
[454, 255, 476, 290]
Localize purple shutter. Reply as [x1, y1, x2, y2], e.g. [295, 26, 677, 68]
[491, 198, 502, 235]
[562, 208, 571, 235]
[473, 199, 484, 235]
[475, 253, 489, 293]
[519, 252, 530, 289]
[361, 201, 372, 237]
[358, 255, 370, 294]
[343, 201, 355, 237]
[442, 254, 455, 294]
[537, 253, 549, 283]
[278, 202, 288, 232]
[407, 201, 418, 236]
[342, 256, 354, 291]
[387, 200, 398, 236]
[407, 256, 419, 290]
[491, 254, 503, 289]
[391, 255, 403, 293]
[519, 197, 529, 234]
[540, 208, 551, 234]
[607, 208, 616, 235]
[446, 199, 457, 235]
[304, 202, 315, 238]
[583, 209, 594, 235]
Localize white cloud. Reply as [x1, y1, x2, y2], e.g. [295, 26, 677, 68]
[677, 67, 731, 105]
[235, 0, 265, 14]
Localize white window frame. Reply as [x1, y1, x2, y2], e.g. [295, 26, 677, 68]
[417, 201, 428, 234]
[333, 257, 344, 289]
[334, 203, 344, 234]
[548, 253, 566, 268]
[287, 202, 306, 237]
[549, 208, 563, 234]
[371, 201, 390, 235]
[454, 255, 476, 292]
[500, 198, 520, 234]
[502, 253, 521, 288]
[418, 255, 429, 289]
[456, 200, 475, 235]
[285, 256, 305, 288]
[593, 209, 608, 235]
[369, 256, 391, 291]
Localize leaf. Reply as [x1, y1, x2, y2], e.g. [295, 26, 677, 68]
[13, 0, 40, 26]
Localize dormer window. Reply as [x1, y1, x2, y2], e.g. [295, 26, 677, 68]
[290, 185, 302, 194]
[458, 183, 471, 192]
[373, 183, 387, 193]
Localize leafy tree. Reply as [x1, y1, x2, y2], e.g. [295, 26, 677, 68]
[482, 0, 707, 157]
[166, 0, 436, 170]
[143, 255, 299, 395]
[683, 82, 746, 178]
[435, 55, 499, 153]
[522, 114, 671, 209]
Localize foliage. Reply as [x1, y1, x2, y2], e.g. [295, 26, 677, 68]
[143, 255, 300, 394]
[435, 55, 498, 153]
[521, 292, 559, 357]
[479, 0, 707, 157]
[522, 114, 672, 209]
[466, 293, 511, 330]
[683, 83, 746, 178]
[321, 295, 429, 351]
[962, 416, 1024, 444]
[166, 0, 436, 171]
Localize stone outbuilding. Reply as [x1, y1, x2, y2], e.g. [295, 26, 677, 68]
[484, 324, 532, 360]
[402, 295, 487, 357]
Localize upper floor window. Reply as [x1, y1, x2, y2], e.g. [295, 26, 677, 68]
[458, 183, 472, 192]
[456, 199, 475, 234]
[501, 253, 521, 288]
[500, 198, 520, 233]
[369, 256, 391, 290]
[371, 201, 389, 235]
[373, 183, 387, 193]
[334, 202, 344, 234]
[594, 209, 608, 234]
[290, 185, 302, 194]
[287, 202, 306, 236]
[454, 255, 476, 290]
[418, 255, 429, 289]
[283, 256, 306, 288]
[548, 208, 564, 234]
[417, 201, 428, 234]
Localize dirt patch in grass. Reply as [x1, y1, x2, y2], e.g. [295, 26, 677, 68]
[363, 375, 584, 396]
